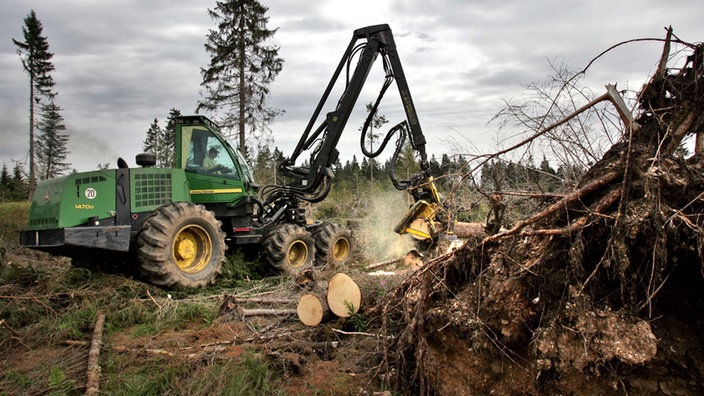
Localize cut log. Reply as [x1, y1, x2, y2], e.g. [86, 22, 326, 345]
[296, 271, 410, 325]
[403, 249, 424, 268]
[297, 293, 331, 326]
[453, 222, 488, 238]
[327, 273, 362, 317]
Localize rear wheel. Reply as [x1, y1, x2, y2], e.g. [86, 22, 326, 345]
[136, 202, 225, 288]
[261, 224, 315, 275]
[312, 222, 353, 266]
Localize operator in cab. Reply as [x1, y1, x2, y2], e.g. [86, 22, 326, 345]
[202, 147, 229, 174]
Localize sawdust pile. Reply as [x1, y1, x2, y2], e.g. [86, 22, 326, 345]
[379, 31, 704, 395]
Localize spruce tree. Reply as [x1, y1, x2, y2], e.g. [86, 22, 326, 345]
[198, 0, 284, 151]
[360, 102, 389, 183]
[394, 141, 420, 180]
[13, 10, 56, 192]
[142, 118, 163, 165]
[0, 164, 10, 201]
[11, 164, 28, 201]
[162, 108, 182, 167]
[36, 100, 70, 179]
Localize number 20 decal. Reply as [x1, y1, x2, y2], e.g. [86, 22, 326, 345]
[85, 188, 97, 199]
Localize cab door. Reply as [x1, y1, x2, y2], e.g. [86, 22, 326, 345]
[180, 126, 247, 205]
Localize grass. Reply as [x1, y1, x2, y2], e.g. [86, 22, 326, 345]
[100, 351, 284, 396]
[0, 200, 392, 395]
[0, 201, 29, 257]
[0, 201, 292, 394]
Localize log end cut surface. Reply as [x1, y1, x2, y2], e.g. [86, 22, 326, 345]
[327, 273, 362, 317]
[297, 293, 325, 326]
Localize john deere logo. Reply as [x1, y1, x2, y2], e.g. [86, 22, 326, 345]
[43, 191, 50, 202]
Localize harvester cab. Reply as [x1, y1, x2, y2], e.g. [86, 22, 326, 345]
[174, 115, 258, 206]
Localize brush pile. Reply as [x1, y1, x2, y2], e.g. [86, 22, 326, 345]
[380, 32, 704, 394]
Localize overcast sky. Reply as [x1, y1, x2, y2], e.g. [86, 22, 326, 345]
[1, 0, 702, 173]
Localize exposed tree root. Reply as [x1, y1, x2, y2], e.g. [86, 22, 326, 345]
[379, 33, 704, 395]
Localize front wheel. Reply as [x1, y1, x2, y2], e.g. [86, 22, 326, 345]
[136, 202, 226, 288]
[261, 224, 315, 275]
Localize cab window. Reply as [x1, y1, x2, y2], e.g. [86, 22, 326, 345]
[183, 128, 239, 179]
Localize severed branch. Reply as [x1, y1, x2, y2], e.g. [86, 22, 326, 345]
[235, 297, 295, 304]
[469, 84, 636, 177]
[366, 257, 403, 271]
[332, 328, 393, 339]
[484, 171, 621, 242]
[241, 308, 297, 316]
[518, 189, 621, 236]
[666, 111, 696, 156]
[0, 319, 31, 350]
[85, 312, 106, 396]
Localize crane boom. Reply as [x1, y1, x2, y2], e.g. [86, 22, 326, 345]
[260, 24, 444, 240]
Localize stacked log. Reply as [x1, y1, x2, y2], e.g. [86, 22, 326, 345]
[296, 268, 409, 326]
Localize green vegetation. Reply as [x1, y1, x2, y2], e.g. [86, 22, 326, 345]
[0, 202, 293, 394]
[0, 201, 29, 253]
[103, 352, 284, 395]
[0, 164, 29, 202]
[345, 301, 367, 332]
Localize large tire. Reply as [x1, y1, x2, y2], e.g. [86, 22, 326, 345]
[136, 202, 226, 288]
[311, 222, 353, 267]
[261, 224, 315, 275]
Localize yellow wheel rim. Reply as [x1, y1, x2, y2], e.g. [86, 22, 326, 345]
[332, 237, 350, 262]
[172, 224, 212, 274]
[287, 240, 309, 269]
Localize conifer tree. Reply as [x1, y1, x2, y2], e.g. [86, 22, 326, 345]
[0, 164, 10, 201]
[360, 102, 389, 182]
[36, 100, 70, 179]
[13, 10, 56, 191]
[11, 164, 28, 201]
[142, 119, 164, 165]
[198, 0, 284, 152]
[394, 141, 420, 180]
[162, 108, 182, 167]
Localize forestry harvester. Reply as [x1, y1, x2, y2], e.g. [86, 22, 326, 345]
[19, 24, 445, 288]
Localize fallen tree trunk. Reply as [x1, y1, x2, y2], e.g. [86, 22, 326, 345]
[366, 249, 425, 271]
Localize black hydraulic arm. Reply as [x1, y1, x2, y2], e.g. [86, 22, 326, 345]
[275, 24, 429, 202]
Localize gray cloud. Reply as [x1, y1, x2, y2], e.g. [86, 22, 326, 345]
[1, 0, 702, 174]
